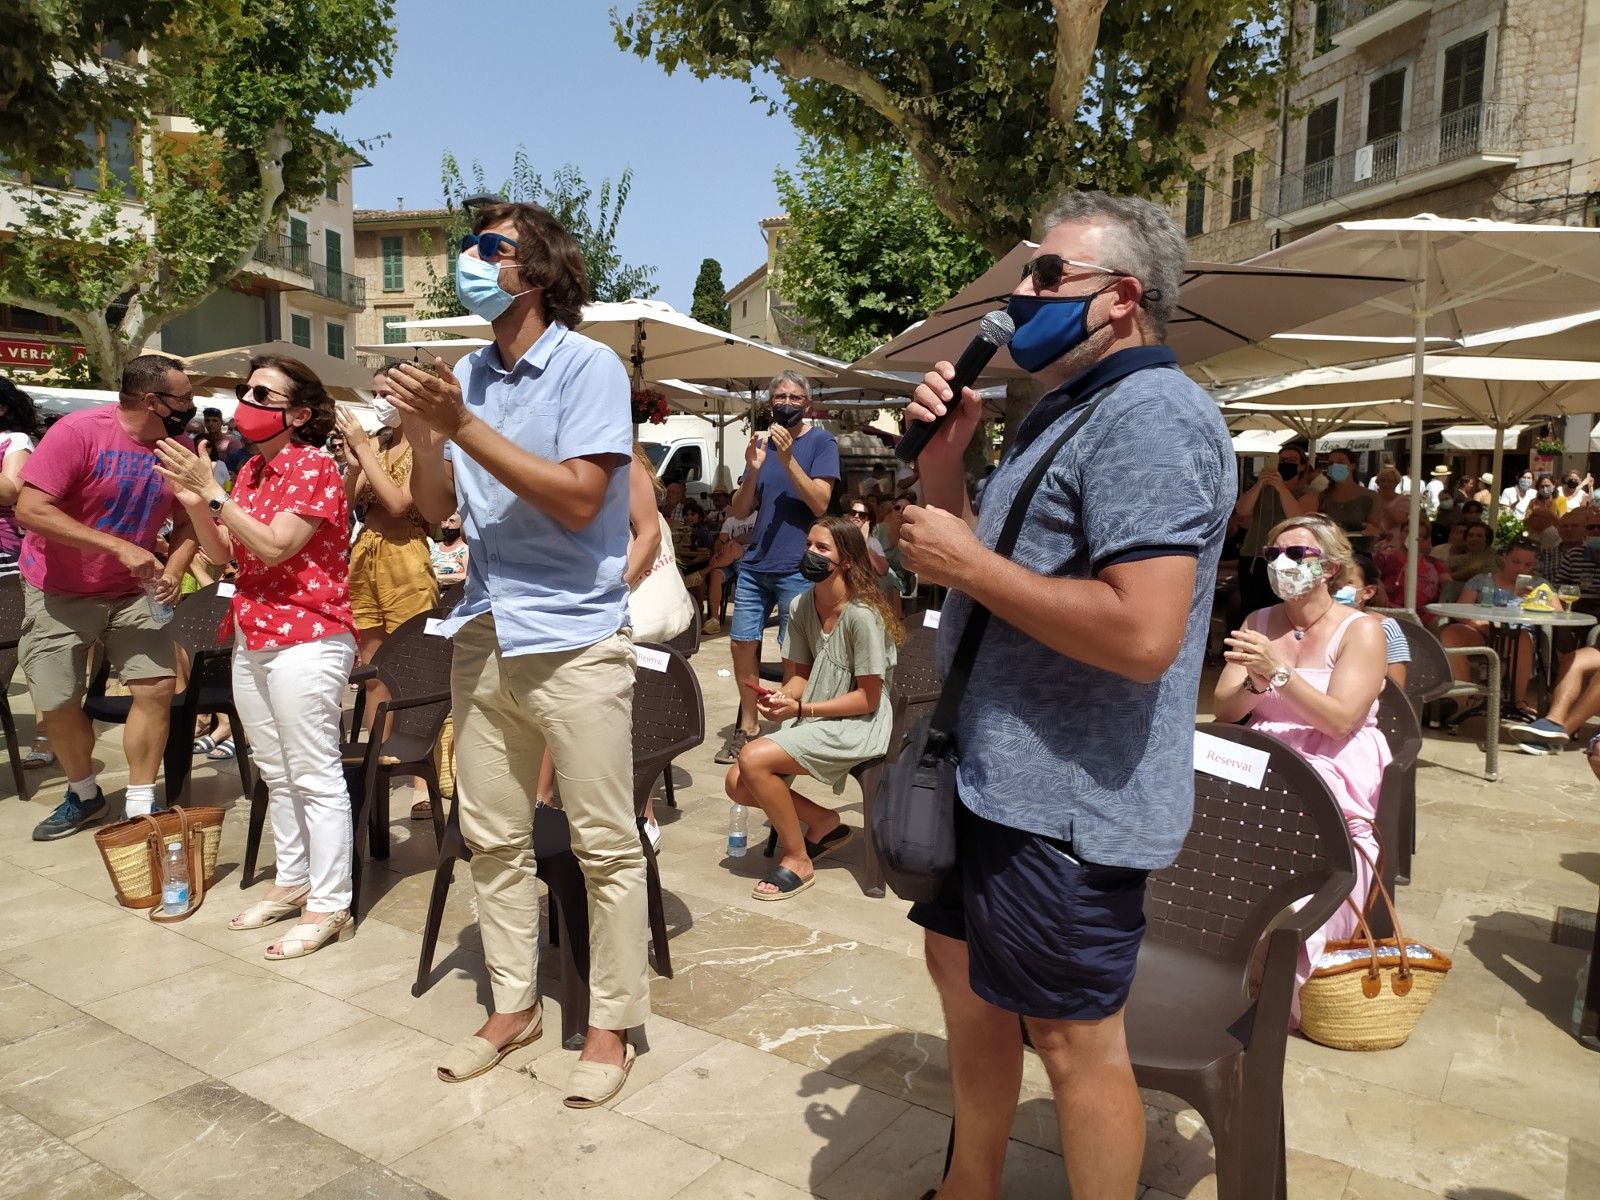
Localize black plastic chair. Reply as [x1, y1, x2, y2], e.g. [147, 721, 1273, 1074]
[933, 723, 1356, 1200]
[1378, 608, 1499, 780]
[659, 615, 701, 807]
[0, 575, 29, 799]
[1580, 887, 1600, 1052]
[1370, 677, 1423, 907]
[81, 583, 244, 806]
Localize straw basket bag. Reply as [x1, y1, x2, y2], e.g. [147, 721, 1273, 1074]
[435, 716, 456, 799]
[1299, 849, 1452, 1051]
[94, 806, 224, 923]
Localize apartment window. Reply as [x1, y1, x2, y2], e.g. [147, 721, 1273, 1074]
[381, 236, 404, 292]
[288, 217, 310, 272]
[1303, 100, 1338, 203]
[1229, 151, 1255, 224]
[382, 315, 408, 344]
[1184, 173, 1207, 237]
[327, 322, 345, 360]
[741, 298, 748, 318]
[290, 314, 311, 349]
[325, 229, 344, 276]
[325, 173, 339, 202]
[1313, 1, 1334, 57]
[1441, 33, 1487, 116]
[1366, 69, 1405, 141]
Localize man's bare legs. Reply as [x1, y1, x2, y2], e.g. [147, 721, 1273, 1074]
[122, 677, 175, 787]
[38, 704, 96, 784]
[1024, 1011, 1145, 1200]
[1543, 646, 1600, 732]
[730, 638, 761, 737]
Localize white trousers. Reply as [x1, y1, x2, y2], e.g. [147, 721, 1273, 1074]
[231, 634, 357, 912]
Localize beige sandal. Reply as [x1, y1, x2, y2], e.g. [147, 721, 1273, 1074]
[264, 910, 351, 960]
[563, 1044, 637, 1109]
[229, 885, 310, 931]
[436, 1008, 544, 1083]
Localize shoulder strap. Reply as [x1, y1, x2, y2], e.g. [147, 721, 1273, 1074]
[928, 387, 1113, 748]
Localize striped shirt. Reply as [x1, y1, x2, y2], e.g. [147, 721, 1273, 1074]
[1381, 616, 1410, 666]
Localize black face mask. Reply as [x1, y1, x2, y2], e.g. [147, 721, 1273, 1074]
[771, 405, 805, 429]
[440, 528, 462, 544]
[1277, 459, 1300, 481]
[155, 400, 195, 440]
[798, 549, 835, 582]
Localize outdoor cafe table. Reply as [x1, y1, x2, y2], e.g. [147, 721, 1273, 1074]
[1425, 603, 1597, 716]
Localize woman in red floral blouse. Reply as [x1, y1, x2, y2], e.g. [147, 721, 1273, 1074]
[155, 355, 356, 960]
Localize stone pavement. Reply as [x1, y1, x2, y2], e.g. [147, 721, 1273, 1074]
[0, 649, 1597, 1199]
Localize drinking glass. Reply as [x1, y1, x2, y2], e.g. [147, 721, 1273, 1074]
[1559, 584, 1582, 607]
[1515, 573, 1535, 601]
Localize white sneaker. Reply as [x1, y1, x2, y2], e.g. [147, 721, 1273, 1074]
[644, 818, 662, 853]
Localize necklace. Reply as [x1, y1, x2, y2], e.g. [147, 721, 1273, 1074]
[1290, 599, 1336, 641]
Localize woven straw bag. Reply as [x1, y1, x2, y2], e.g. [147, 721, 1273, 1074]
[435, 715, 455, 799]
[1300, 848, 1451, 1051]
[94, 806, 224, 923]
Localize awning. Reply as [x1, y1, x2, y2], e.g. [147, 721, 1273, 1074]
[1319, 427, 1405, 451]
[1231, 429, 1294, 455]
[1436, 424, 1528, 451]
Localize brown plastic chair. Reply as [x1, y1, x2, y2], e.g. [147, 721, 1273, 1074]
[658, 614, 701, 808]
[894, 622, 942, 712]
[933, 722, 1356, 1200]
[1378, 608, 1499, 781]
[412, 642, 696, 1047]
[1580, 888, 1599, 1052]
[1370, 678, 1423, 919]
[81, 583, 246, 807]
[0, 574, 29, 799]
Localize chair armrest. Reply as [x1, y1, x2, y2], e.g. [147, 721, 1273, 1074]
[380, 690, 451, 714]
[349, 663, 378, 686]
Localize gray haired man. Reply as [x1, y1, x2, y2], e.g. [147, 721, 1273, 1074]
[899, 192, 1236, 1198]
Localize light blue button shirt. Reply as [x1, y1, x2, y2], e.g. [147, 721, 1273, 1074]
[438, 322, 633, 656]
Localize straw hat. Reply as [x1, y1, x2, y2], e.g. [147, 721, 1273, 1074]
[1480, 472, 1494, 485]
[1431, 464, 1451, 478]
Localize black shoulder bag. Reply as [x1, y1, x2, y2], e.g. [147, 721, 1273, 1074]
[872, 390, 1111, 903]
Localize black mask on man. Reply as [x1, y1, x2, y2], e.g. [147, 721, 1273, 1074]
[156, 402, 194, 440]
[771, 405, 805, 429]
[440, 528, 462, 544]
[1277, 458, 1300, 481]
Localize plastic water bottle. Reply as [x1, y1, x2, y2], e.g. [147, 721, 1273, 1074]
[726, 804, 749, 857]
[160, 840, 190, 916]
[144, 578, 174, 627]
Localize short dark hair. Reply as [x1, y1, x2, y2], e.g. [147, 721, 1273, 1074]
[249, 354, 335, 447]
[1349, 553, 1378, 587]
[472, 201, 589, 329]
[202, 407, 222, 419]
[0, 375, 40, 437]
[1281, 440, 1309, 460]
[120, 354, 185, 403]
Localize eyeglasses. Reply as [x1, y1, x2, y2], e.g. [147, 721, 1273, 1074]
[770, 391, 807, 403]
[234, 383, 293, 406]
[848, 508, 870, 518]
[1262, 545, 1324, 563]
[1018, 253, 1158, 302]
[460, 231, 520, 260]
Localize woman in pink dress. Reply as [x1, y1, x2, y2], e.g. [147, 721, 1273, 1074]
[1213, 513, 1392, 1025]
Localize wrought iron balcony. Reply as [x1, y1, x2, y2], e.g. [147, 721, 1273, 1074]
[251, 234, 367, 308]
[1275, 102, 1519, 221]
[1323, 0, 1431, 50]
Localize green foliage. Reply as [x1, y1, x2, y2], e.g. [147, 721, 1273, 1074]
[418, 148, 659, 322]
[0, 0, 396, 386]
[689, 258, 729, 329]
[1494, 508, 1525, 551]
[774, 137, 991, 362]
[0, 1, 234, 178]
[614, 0, 1286, 255]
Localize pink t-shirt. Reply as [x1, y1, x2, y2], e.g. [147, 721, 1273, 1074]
[19, 406, 180, 598]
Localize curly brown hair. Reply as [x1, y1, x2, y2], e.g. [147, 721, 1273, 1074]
[472, 201, 589, 329]
[249, 354, 334, 447]
[813, 515, 906, 646]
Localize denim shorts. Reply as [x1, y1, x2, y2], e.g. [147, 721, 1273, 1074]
[910, 800, 1149, 1020]
[730, 568, 810, 645]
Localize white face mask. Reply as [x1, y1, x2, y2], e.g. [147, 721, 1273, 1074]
[1268, 554, 1324, 600]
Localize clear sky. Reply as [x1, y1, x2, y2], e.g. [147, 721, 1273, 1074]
[338, 1, 802, 310]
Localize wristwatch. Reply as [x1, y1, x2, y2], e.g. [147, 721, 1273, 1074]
[207, 494, 226, 516]
[1268, 664, 1293, 690]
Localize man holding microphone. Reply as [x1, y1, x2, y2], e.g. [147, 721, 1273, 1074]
[896, 193, 1234, 1200]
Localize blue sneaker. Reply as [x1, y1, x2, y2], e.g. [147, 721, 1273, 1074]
[31, 788, 107, 841]
[1508, 717, 1569, 746]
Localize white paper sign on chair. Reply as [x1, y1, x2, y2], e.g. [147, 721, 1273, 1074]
[1193, 730, 1269, 789]
[636, 647, 670, 673]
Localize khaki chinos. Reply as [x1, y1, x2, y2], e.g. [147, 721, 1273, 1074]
[450, 612, 648, 1029]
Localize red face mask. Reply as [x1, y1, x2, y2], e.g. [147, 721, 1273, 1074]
[233, 397, 295, 444]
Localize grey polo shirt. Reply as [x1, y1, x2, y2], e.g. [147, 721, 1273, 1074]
[936, 345, 1235, 870]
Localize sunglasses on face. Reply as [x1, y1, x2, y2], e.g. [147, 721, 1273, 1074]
[151, 391, 196, 415]
[1018, 253, 1157, 302]
[460, 231, 520, 260]
[1262, 545, 1324, 563]
[234, 383, 293, 406]
[848, 509, 870, 518]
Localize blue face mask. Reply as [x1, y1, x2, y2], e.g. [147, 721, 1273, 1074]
[1327, 464, 1350, 483]
[455, 252, 528, 322]
[1004, 283, 1115, 374]
[1333, 584, 1360, 607]
[1586, 536, 1600, 552]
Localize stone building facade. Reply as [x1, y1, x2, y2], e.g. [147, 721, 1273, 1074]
[1177, 0, 1600, 263]
[351, 207, 452, 356]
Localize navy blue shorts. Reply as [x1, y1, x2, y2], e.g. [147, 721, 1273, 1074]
[909, 801, 1149, 1020]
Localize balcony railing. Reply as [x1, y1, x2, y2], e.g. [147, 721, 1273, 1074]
[251, 233, 367, 308]
[1324, 0, 1431, 47]
[1276, 102, 1518, 216]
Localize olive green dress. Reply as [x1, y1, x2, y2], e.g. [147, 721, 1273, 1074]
[767, 594, 897, 793]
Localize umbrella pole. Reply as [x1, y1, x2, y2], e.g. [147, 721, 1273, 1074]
[1490, 424, 1507, 528]
[1404, 240, 1428, 613]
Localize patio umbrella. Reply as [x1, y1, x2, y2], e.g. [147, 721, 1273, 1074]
[353, 338, 489, 366]
[851, 240, 1409, 373]
[1216, 396, 1457, 450]
[1243, 215, 1600, 607]
[183, 340, 375, 404]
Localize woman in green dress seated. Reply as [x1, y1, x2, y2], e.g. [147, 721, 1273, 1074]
[725, 514, 905, 901]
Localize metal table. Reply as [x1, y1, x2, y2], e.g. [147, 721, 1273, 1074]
[1425, 603, 1597, 715]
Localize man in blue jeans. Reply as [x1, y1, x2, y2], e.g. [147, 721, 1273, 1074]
[715, 370, 838, 764]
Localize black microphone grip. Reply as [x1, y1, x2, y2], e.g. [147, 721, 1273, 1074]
[895, 333, 1001, 463]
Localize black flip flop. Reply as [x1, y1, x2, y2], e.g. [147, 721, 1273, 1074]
[804, 825, 854, 861]
[752, 866, 815, 901]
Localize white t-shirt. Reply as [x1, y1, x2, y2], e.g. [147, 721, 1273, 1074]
[1500, 485, 1535, 515]
[1369, 475, 1412, 493]
[0, 432, 36, 459]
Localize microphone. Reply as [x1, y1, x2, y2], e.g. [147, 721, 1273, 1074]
[895, 310, 1014, 463]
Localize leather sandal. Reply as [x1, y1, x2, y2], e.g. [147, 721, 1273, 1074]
[563, 1044, 636, 1109]
[229, 884, 310, 930]
[264, 910, 351, 960]
[752, 866, 814, 901]
[436, 1007, 543, 1083]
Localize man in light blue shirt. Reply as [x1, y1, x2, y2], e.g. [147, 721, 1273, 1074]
[389, 201, 646, 1107]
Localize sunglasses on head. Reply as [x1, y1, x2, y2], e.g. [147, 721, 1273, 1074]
[460, 231, 520, 260]
[234, 383, 293, 406]
[1262, 545, 1323, 563]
